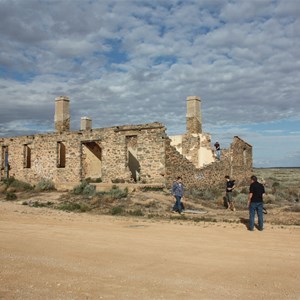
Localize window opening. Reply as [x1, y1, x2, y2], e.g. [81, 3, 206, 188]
[57, 142, 66, 168]
[23, 144, 31, 168]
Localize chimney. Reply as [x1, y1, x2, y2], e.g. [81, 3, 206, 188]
[80, 117, 92, 131]
[186, 96, 202, 134]
[54, 96, 70, 133]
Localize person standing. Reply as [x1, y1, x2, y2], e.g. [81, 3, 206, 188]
[214, 141, 221, 160]
[172, 176, 184, 215]
[248, 175, 265, 231]
[225, 175, 236, 211]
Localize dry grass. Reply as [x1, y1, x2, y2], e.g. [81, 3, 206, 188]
[0, 168, 299, 225]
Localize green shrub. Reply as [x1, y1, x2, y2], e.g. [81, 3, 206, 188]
[2, 177, 15, 186]
[35, 179, 56, 191]
[187, 187, 222, 201]
[233, 193, 248, 209]
[82, 184, 96, 196]
[108, 187, 128, 199]
[73, 181, 88, 194]
[111, 206, 124, 215]
[5, 192, 17, 200]
[9, 179, 33, 191]
[128, 209, 144, 216]
[73, 181, 96, 196]
[141, 186, 164, 192]
[56, 202, 89, 212]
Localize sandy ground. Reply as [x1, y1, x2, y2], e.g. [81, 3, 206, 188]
[0, 200, 300, 300]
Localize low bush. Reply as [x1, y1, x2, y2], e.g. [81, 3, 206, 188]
[141, 186, 164, 192]
[264, 194, 276, 204]
[73, 181, 96, 196]
[9, 179, 33, 191]
[56, 202, 90, 212]
[233, 193, 248, 210]
[5, 192, 17, 200]
[35, 179, 56, 191]
[128, 209, 144, 216]
[111, 206, 124, 215]
[187, 187, 222, 201]
[108, 186, 128, 199]
[2, 177, 15, 186]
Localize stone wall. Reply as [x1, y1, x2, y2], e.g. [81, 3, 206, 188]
[0, 122, 167, 190]
[0, 118, 252, 191]
[165, 136, 252, 189]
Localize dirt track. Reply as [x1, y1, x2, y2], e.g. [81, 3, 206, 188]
[1, 201, 299, 300]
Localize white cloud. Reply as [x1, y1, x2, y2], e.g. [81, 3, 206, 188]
[0, 0, 299, 167]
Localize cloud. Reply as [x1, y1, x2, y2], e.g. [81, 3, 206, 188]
[0, 0, 299, 167]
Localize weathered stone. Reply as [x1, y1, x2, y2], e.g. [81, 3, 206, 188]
[0, 95, 252, 190]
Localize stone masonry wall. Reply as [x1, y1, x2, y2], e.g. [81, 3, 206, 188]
[0, 119, 252, 191]
[0, 122, 166, 190]
[165, 136, 252, 189]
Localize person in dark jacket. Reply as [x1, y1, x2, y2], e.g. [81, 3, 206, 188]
[214, 141, 221, 160]
[171, 176, 184, 215]
[248, 175, 265, 231]
[225, 175, 236, 211]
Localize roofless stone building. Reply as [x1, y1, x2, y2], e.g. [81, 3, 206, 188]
[0, 96, 252, 190]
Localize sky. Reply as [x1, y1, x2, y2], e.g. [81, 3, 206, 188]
[0, 0, 299, 168]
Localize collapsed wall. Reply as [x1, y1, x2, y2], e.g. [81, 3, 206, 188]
[165, 136, 252, 189]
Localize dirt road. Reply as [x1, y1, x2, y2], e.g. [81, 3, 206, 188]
[0, 201, 299, 300]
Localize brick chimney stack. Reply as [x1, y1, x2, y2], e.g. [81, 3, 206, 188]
[186, 96, 202, 134]
[54, 96, 70, 133]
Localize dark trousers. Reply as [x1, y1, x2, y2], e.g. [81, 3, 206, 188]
[173, 195, 183, 213]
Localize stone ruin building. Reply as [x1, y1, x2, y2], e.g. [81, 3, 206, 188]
[0, 95, 252, 190]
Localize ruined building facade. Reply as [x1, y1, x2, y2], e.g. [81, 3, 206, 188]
[0, 96, 252, 190]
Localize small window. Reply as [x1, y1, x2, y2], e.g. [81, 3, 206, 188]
[57, 142, 66, 168]
[24, 144, 31, 168]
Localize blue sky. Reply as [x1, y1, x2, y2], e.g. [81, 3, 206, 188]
[0, 0, 299, 167]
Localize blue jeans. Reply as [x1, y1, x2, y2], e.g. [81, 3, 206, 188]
[173, 195, 182, 213]
[249, 202, 263, 230]
[216, 149, 221, 160]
